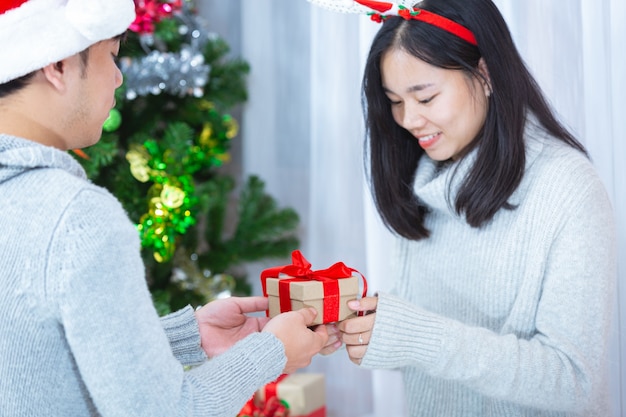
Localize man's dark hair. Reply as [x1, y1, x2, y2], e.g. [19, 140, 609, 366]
[0, 72, 36, 98]
[0, 47, 91, 98]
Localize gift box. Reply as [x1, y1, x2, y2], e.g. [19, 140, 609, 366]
[261, 250, 367, 325]
[238, 373, 326, 417]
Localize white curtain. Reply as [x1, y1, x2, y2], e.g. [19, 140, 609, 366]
[199, 0, 625, 416]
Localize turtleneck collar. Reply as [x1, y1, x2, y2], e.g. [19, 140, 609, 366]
[412, 118, 546, 219]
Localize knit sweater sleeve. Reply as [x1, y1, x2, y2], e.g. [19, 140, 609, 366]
[160, 306, 207, 366]
[361, 159, 616, 412]
[46, 187, 285, 417]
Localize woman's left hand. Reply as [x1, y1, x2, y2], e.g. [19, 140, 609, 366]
[338, 296, 378, 365]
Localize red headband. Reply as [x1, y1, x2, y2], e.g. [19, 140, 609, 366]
[0, 0, 29, 15]
[355, 0, 478, 46]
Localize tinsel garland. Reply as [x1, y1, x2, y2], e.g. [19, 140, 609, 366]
[121, 0, 212, 99]
[119, 0, 238, 262]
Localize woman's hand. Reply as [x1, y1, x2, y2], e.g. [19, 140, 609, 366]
[319, 323, 343, 355]
[338, 296, 378, 364]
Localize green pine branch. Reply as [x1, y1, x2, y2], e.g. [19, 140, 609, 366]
[199, 175, 299, 275]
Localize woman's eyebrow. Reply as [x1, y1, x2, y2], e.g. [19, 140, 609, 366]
[383, 83, 434, 95]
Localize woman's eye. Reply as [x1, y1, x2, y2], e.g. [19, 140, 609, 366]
[419, 96, 434, 104]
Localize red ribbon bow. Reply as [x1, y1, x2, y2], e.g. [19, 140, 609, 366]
[261, 250, 368, 323]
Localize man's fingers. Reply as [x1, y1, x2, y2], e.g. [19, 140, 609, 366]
[233, 296, 269, 313]
[297, 307, 319, 326]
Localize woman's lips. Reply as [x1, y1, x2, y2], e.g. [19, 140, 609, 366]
[417, 132, 441, 150]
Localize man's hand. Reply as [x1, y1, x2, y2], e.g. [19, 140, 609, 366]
[195, 296, 271, 358]
[319, 323, 343, 355]
[262, 308, 330, 374]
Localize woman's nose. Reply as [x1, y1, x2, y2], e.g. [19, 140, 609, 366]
[401, 103, 427, 131]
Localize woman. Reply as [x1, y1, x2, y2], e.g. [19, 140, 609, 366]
[319, 0, 616, 415]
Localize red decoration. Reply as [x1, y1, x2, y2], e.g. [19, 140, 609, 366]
[261, 250, 367, 323]
[238, 375, 290, 417]
[354, 0, 393, 13]
[355, 0, 478, 46]
[238, 374, 327, 417]
[0, 0, 29, 15]
[129, 0, 183, 34]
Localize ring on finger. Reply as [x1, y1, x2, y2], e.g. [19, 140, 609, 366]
[358, 333, 364, 345]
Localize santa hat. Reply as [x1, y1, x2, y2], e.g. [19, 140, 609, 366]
[0, 0, 136, 84]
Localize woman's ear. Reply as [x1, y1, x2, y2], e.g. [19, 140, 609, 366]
[477, 58, 492, 98]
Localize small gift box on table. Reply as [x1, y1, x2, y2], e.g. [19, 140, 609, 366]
[261, 250, 367, 325]
[238, 373, 326, 417]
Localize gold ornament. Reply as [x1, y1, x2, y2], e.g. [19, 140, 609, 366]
[161, 184, 186, 209]
[130, 163, 151, 183]
[127, 145, 151, 183]
[199, 123, 213, 147]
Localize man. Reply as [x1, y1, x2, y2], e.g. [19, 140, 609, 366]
[0, 1, 328, 416]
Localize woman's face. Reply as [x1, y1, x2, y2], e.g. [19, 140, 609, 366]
[380, 48, 490, 161]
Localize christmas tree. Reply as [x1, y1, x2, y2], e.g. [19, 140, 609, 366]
[74, 0, 300, 315]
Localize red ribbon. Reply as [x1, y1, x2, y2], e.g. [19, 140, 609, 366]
[261, 250, 368, 323]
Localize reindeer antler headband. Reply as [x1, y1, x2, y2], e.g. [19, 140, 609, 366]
[307, 0, 478, 46]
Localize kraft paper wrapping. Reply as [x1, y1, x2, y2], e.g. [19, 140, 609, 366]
[256, 373, 326, 416]
[266, 274, 360, 325]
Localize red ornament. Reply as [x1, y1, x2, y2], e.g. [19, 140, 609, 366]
[129, 0, 183, 34]
[398, 8, 412, 19]
[370, 13, 384, 23]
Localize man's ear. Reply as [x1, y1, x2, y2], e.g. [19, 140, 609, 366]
[40, 60, 68, 92]
[477, 57, 492, 97]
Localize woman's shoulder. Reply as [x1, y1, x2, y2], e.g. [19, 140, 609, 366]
[523, 126, 608, 207]
[525, 123, 595, 180]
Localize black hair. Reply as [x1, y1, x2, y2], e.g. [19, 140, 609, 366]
[0, 50, 90, 99]
[0, 72, 36, 99]
[363, 0, 586, 240]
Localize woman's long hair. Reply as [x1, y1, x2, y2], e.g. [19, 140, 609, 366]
[363, 0, 586, 239]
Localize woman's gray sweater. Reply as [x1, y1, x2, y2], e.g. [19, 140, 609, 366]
[362, 123, 617, 416]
